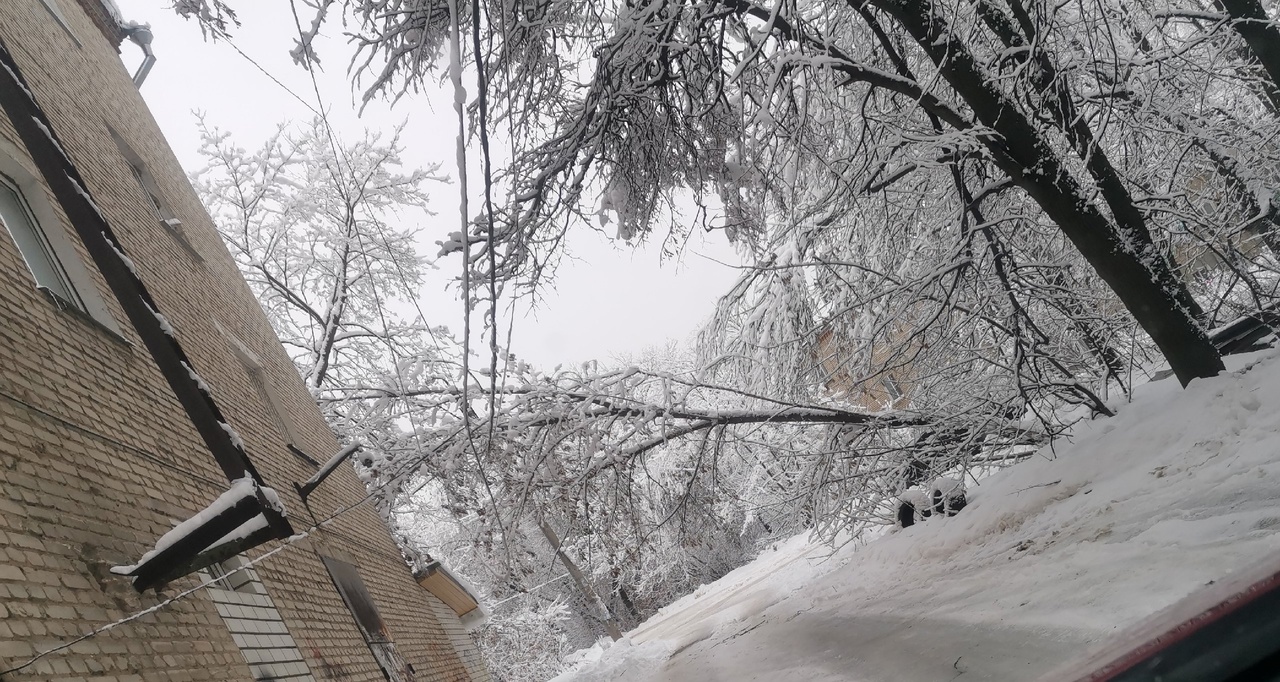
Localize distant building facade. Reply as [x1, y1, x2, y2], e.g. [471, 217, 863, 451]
[813, 325, 914, 410]
[0, 1, 487, 680]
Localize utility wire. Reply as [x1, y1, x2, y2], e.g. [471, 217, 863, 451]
[4, 9, 471, 673]
[0, 387, 225, 488]
[219, 35, 321, 117]
[282, 0, 509, 554]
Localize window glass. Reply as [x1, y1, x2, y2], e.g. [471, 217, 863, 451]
[0, 172, 82, 307]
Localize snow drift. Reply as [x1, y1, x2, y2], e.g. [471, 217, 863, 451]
[552, 348, 1280, 681]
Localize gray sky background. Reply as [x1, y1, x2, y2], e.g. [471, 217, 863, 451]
[111, 0, 744, 369]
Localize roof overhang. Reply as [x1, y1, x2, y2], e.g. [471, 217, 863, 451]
[72, 0, 128, 48]
[414, 561, 488, 629]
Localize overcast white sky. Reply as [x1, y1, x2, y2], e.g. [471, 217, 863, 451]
[110, 0, 743, 369]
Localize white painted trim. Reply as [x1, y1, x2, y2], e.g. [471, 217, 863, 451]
[0, 137, 121, 333]
[36, 0, 83, 47]
[214, 319, 305, 446]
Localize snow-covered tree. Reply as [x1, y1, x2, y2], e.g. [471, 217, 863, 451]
[298, 0, 1264, 384]
[193, 115, 451, 389]
[184, 2, 1280, 675]
[192, 116, 470, 548]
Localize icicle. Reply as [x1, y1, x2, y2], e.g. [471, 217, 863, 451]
[181, 361, 212, 397]
[104, 231, 141, 278]
[446, 0, 469, 239]
[31, 117, 71, 163]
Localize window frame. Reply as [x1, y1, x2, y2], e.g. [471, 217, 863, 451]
[215, 320, 307, 449]
[0, 140, 121, 334]
[127, 161, 166, 221]
[881, 376, 903, 401]
[321, 555, 417, 681]
[0, 169, 83, 307]
[36, 0, 83, 46]
[110, 128, 204, 262]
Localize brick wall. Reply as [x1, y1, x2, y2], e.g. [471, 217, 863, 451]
[0, 1, 489, 680]
[425, 596, 489, 682]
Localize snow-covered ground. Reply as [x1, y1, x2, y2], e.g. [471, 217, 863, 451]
[551, 348, 1280, 681]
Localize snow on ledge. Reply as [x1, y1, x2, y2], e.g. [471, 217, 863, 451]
[111, 476, 273, 576]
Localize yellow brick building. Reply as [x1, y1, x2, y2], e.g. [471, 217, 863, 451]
[0, 1, 488, 680]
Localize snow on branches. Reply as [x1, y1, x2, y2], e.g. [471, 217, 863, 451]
[276, 0, 1280, 385]
[192, 115, 450, 394]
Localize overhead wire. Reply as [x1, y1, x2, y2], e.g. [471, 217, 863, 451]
[218, 34, 321, 117]
[213, 4, 476, 538]
[0, 7, 505, 673]
[283, 3, 437, 420]
[0, 387, 225, 488]
[282, 0, 508, 550]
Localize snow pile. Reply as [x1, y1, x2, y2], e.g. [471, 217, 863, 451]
[552, 348, 1280, 680]
[111, 475, 264, 576]
[557, 638, 677, 681]
[207, 513, 269, 551]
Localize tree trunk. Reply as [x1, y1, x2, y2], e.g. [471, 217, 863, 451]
[1111, 3, 1280, 256]
[867, 0, 1225, 387]
[539, 520, 624, 641]
[616, 581, 642, 621]
[1218, 0, 1280, 112]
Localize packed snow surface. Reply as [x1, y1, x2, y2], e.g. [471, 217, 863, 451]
[552, 348, 1280, 681]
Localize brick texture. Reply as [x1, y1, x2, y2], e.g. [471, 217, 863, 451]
[0, 1, 490, 680]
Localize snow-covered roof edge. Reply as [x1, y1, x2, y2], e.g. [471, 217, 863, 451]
[97, 0, 126, 24]
[414, 559, 489, 628]
[69, 0, 129, 47]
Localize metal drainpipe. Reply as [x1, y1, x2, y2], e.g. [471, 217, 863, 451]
[124, 25, 156, 88]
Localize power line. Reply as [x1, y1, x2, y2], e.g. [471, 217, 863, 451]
[0, 387, 225, 488]
[219, 35, 321, 117]
[283, 0, 509, 544]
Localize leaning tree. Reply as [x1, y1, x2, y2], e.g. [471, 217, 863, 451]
[181, 1, 1280, 666]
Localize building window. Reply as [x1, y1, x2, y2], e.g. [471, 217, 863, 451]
[36, 0, 82, 46]
[322, 556, 417, 682]
[110, 129, 203, 261]
[202, 556, 318, 681]
[215, 320, 305, 448]
[0, 139, 122, 333]
[881, 376, 903, 401]
[0, 171, 84, 309]
[128, 162, 166, 221]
